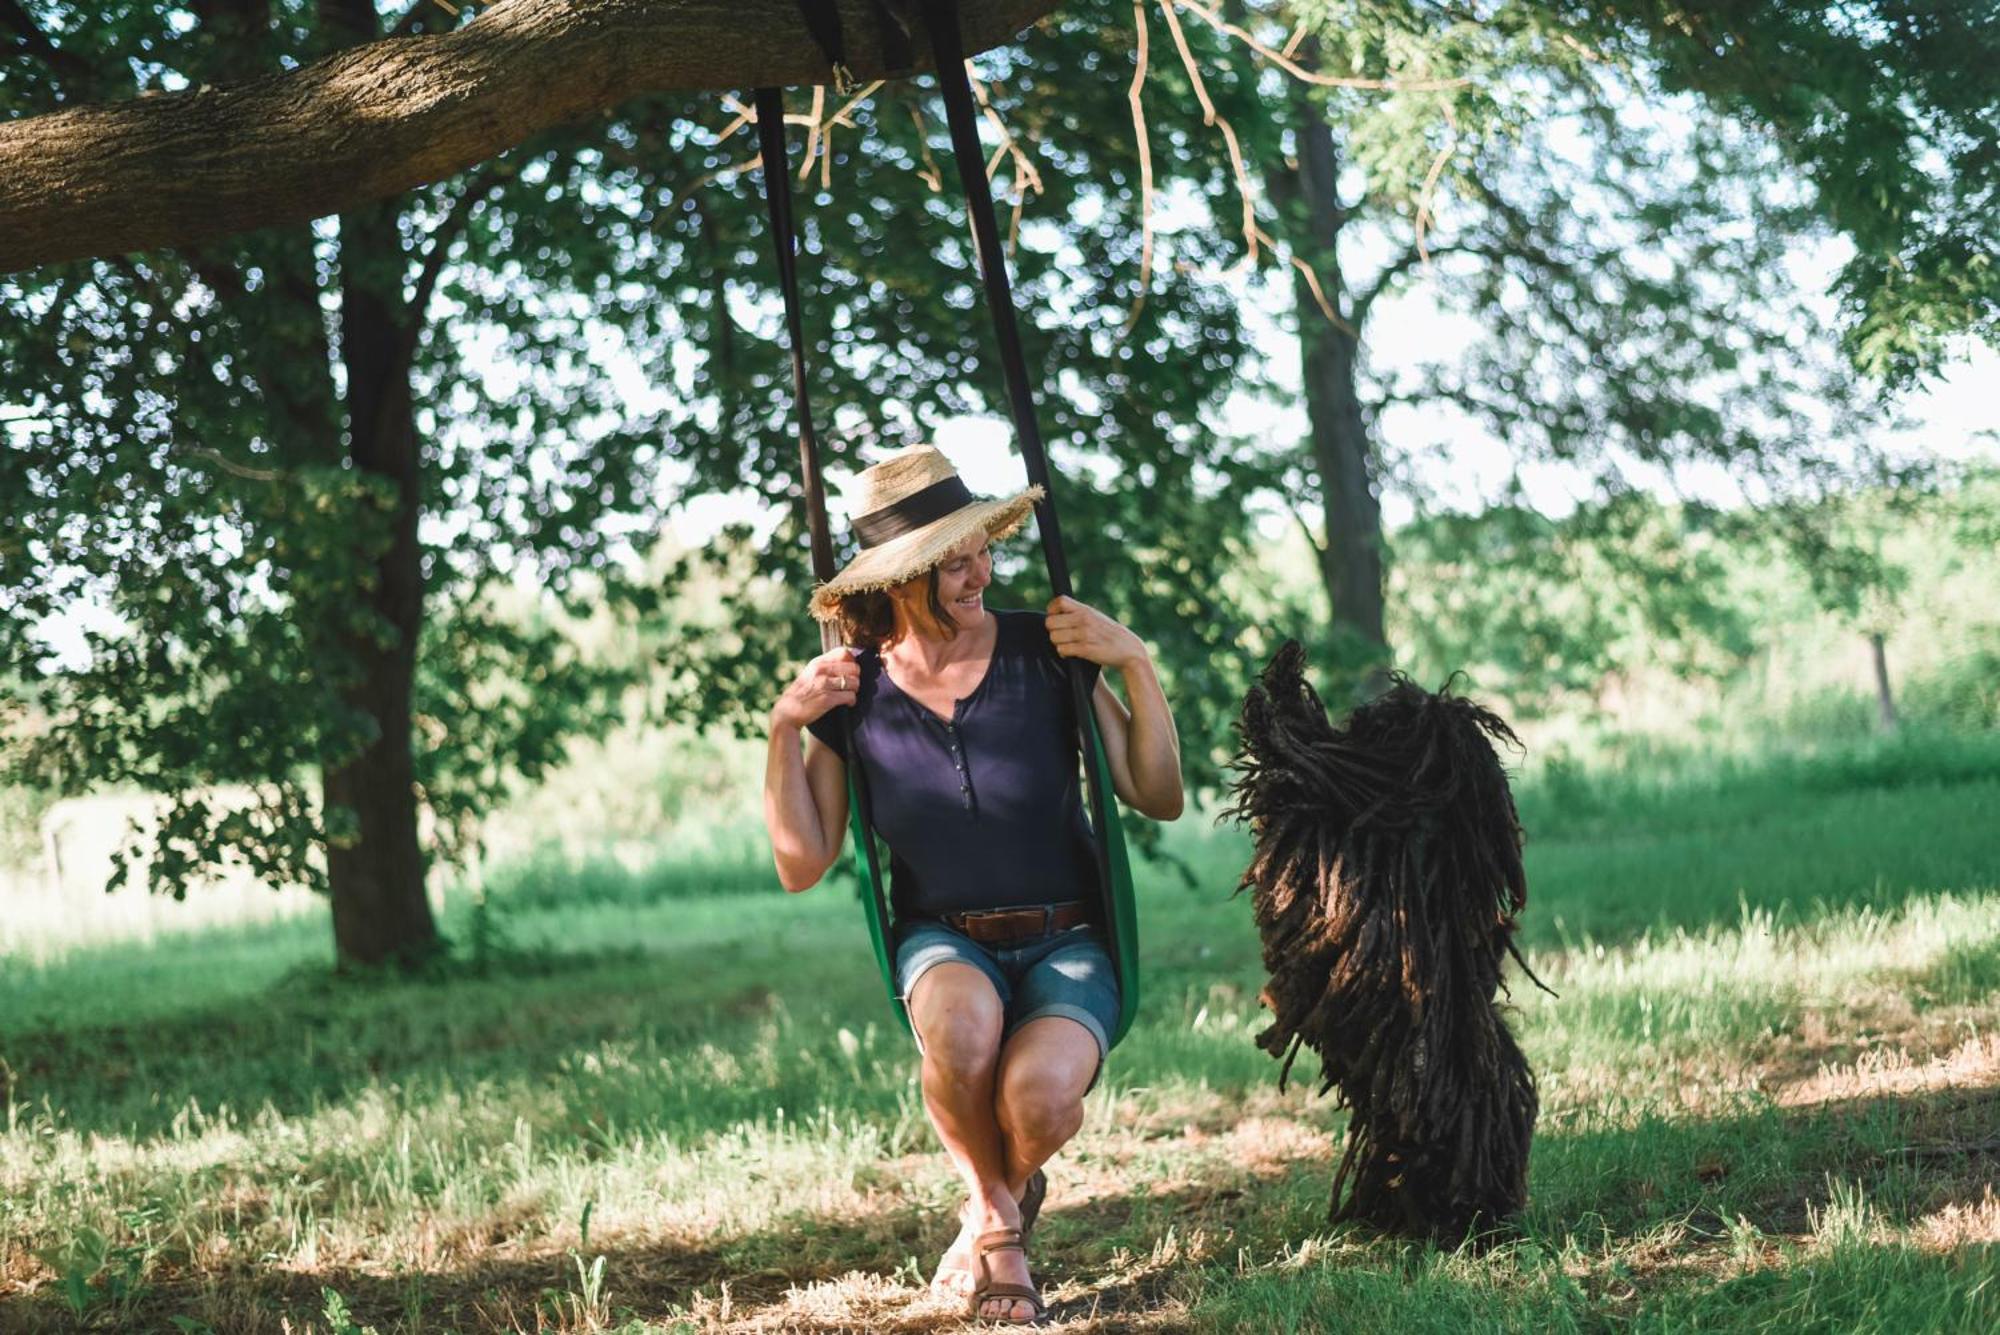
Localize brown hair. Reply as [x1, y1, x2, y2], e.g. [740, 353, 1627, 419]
[835, 567, 962, 651]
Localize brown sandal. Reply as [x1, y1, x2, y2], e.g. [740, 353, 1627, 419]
[934, 1172, 1047, 1298]
[969, 1226, 1046, 1325]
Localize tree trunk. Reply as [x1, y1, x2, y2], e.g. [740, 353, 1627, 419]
[1267, 72, 1389, 668]
[1869, 632, 1898, 733]
[0, 0, 1061, 272]
[318, 0, 438, 969]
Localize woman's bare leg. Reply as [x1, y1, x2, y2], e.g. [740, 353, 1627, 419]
[995, 1016, 1099, 1196]
[907, 964, 1036, 1320]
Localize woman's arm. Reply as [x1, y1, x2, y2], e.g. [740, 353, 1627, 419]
[1045, 596, 1185, 821]
[763, 649, 857, 891]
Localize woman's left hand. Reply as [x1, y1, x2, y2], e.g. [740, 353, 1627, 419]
[1045, 596, 1146, 672]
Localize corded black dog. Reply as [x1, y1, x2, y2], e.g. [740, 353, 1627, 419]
[1224, 642, 1545, 1242]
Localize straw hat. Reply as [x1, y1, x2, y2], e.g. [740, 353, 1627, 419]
[809, 444, 1042, 622]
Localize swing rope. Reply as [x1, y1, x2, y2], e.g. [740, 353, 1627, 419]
[754, 83, 900, 1022]
[754, 86, 838, 621]
[753, 0, 1138, 1042]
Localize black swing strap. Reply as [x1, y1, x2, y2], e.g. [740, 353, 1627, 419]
[753, 88, 839, 614]
[760, 2, 1119, 922]
[757, 4, 1135, 1039]
[920, 1, 1077, 597]
[757, 84, 882, 825]
[919, 0, 1122, 900]
[757, 77, 901, 1021]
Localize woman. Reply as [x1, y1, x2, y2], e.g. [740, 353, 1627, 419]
[763, 445, 1184, 1323]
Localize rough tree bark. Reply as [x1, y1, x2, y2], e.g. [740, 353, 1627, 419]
[0, 0, 1059, 272]
[1266, 69, 1389, 666]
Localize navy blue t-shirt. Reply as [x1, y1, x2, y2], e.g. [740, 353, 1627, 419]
[806, 609, 1102, 920]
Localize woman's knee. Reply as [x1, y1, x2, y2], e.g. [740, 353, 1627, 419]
[910, 964, 1005, 1083]
[997, 1068, 1085, 1146]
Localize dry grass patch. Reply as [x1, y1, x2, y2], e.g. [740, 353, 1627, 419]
[1913, 1185, 2000, 1249]
[1776, 1032, 2000, 1108]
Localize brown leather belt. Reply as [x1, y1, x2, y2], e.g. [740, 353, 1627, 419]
[943, 900, 1091, 946]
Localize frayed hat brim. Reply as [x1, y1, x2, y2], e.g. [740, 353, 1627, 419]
[809, 486, 1043, 622]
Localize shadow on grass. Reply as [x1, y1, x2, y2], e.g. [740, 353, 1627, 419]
[0, 1166, 1316, 1333]
[0, 933, 888, 1142]
[0, 1228, 803, 1334]
[1053, 1079, 2000, 1331]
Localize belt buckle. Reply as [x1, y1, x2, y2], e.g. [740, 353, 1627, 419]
[959, 905, 1064, 946]
[983, 908, 1038, 945]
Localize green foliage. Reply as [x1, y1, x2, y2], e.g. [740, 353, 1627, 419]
[320, 1287, 381, 1335]
[1902, 644, 2000, 731]
[1385, 471, 2000, 720]
[1171, 0, 1984, 679]
[0, 773, 55, 865]
[29, 1216, 157, 1323]
[480, 838, 775, 910]
[1265, 0, 1887, 509]
[413, 594, 632, 864]
[1571, 0, 2000, 388]
[1290, 0, 2000, 388]
[1390, 494, 1756, 712]
[0, 5, 678, 906]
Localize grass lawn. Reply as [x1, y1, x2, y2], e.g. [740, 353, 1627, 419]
[1, 738, 1996, 1331]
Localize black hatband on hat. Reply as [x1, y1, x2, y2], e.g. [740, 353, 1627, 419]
[851, 476, 977, 548]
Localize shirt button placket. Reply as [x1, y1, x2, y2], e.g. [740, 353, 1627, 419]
[948, 722, 972, 809]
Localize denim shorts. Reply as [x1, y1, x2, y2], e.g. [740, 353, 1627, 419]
[894, 919, 1122, 1069]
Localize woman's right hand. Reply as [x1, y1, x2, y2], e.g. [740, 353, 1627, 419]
[771, 647, 861, 731]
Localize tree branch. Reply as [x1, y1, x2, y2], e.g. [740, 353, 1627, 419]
[173, 444, 289, 483]
[1, 0, 1059, 273]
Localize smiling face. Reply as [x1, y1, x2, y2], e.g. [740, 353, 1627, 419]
[890, 531, 993, 642]
[933, 533, 994, 630]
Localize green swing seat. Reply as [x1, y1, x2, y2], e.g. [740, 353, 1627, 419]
[756, 1, 1142, 1047]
